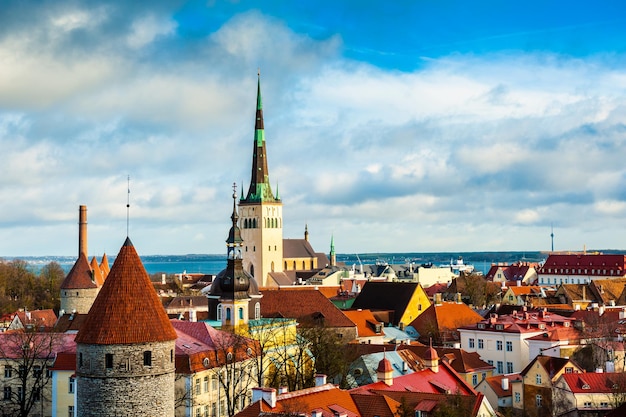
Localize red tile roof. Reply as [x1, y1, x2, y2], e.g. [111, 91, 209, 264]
[237, 384, 360, 417]
[60, 253, 96, 289]
[540, 254, 626, 276]
[260, 288, 356, 328]
[0, 332, 75, 360]
[14, 309, 58, 328]
[560, 372, 626, 394]
[90, 256, 105, 286]
[351, 360, 475, 396]
[75, 237, 177, 344]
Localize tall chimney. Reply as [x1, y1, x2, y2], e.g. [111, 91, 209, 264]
[78, 205, 88, 258]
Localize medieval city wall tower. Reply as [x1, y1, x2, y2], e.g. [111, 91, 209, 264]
[75, 237, 177, 417]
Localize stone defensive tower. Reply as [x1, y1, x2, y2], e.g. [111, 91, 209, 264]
[60, 206, 98, 314]
[75, 237, 177, 417]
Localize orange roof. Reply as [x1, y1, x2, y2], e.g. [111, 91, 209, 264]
[60, 253, 96, 289]
[278, 285, 341, 299]
[90, 256, 105, 286]
[507, 286, 540, 296]
[410, 302, 483, 333]
[343, 309, 384, 338]
[75, 237, 177, 345]
[100, 252, 110, 276]
[246, 384, 360, 417]
[14, 309, 58, 328]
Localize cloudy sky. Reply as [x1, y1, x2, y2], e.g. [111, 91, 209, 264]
[1, 0, 626, 257]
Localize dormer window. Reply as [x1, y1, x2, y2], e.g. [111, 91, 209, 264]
[495, 324, 504, 330]
[478, 323, 486, 329]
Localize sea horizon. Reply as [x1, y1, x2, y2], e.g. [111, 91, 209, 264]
[6, 249, 626, 276]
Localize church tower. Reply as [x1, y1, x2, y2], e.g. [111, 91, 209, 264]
[75, 237, 177, 417]
[220, 184, 252, 330]
[239, 73, 283, 287]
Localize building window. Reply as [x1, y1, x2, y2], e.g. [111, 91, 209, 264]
[226, 308, 231, 321]
[238, 307, 244, 320]
[79, 353, 83, 367]
[69, 377, 75, 393]
[584, 402, 592, 408]
[565, 367, 573, 373]
[212, 403, 217, 417]
[17, 387, 22, 401]
[488, 360, 493, 366]
[255, 303, 260, 320]
[478, 339, 484, 349]
[33, 365, 42, 378]
[195, 378, 201, 395]
[4, 366, 12, 378]
[497, 361, 503, 374]
[196, 407, 201, 417]
[204, 376, 209, 392]
[536, 394, 542, 407]
[143, 351, 152, 367]
[217, 304, 222, 321]
[601, 402, 609, 408]
[507, 362, 514, 373]
[536, 374, 542, 384]
[472, 374, 478, 386]
[497, 341, 503, 351]
[469, 338, 475, 348]
[204, 405, 209, 417]
[515, 392, 520, 403]
[33, 387, 40, 402]
[3, 386, 11, 400]
[212, 375, 218, 391]
[68, 405, 75, 417]
[506, 341, 512, 352]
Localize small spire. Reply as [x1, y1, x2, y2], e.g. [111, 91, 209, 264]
[275, 183, 279, 200]
[126, 175, 131, 237]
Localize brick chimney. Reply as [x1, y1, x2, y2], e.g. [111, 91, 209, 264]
[78, 205, 88, 258]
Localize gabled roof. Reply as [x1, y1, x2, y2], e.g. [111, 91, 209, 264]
[540, 254, 626, 275]
[172, 320, 259, 374]
[480, 374, 522, 397]
[13, 309, 57, 329]
[520, 356, 579, 379]
[400, 346, 494, 374]
[343, 309, 384, 338]
[0, 332, 75, 359]
[560, 372, 626, 394]
[260, 288, 355, 328]
[283, 238, 318, 259]
[60, 253, 96, 289]
[506, 286, 541, 296]
[351, 282, 424, 325]
[486, 263, 536, 281]
[236, 384, 360, 417]
[589, 278, 626, 305]
[351, 393, 400, 417]
[409, 302, 483, 337]
[75, 237, 177, 345]
[351, 360, 475, 396]
[53, 313, 89, 333]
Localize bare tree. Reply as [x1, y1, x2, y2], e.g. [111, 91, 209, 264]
[0, 329, 67, 417]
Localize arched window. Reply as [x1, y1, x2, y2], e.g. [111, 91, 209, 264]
[302, 261, 306, 270]
[271, 261, 275, 272]
[284, 261, 288, 270]
[217, 304, 223, 321]
[255, 302, 261, 320]
[253, 218, 257, 228]
[293, 261, 297, 270]
[226, 308, 231, 321]
[238, 307, 244, 320]
[250, 265, 255, 277]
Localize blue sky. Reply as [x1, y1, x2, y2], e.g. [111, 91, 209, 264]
[1, 0, 626, 256]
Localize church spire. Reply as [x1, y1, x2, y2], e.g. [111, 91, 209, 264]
[243, 72, 279, 203]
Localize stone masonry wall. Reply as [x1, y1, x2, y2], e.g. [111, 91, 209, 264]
[60, 287, 98, 314]
[76, 340, 175, 417]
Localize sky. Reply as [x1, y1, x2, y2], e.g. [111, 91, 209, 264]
[2, 0, 626, 257]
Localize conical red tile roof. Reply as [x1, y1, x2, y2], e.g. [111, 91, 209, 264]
[75, 237, 177, 345]
[60, 253, 96, 289]
[90, 256, 105, 287]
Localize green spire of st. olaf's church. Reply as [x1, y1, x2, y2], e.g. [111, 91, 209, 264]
[243, 71, 279, 203]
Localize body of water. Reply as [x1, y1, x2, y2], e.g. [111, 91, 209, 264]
[9, 251, 554, 276]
